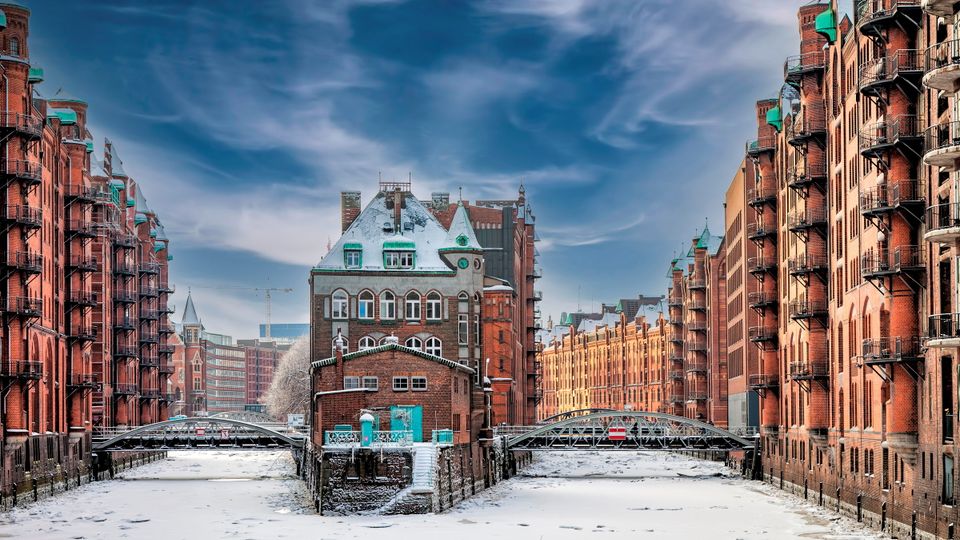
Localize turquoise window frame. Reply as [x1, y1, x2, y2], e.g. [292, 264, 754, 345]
[344, 249, 362, 269]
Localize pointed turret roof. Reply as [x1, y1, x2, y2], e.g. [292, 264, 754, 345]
[442, 201, 481, 252]
[181, 292, 201, 326]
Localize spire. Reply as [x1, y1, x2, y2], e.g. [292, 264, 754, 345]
[182, 290, 201, 326]
[442, 201, 481, 252]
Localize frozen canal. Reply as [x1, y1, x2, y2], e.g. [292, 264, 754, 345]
[0, 450, 888, 539]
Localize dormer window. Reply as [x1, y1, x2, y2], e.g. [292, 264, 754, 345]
[343, 243, 363, 269]
[384, 250, 415, 269]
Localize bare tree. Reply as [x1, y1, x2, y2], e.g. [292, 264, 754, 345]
[265, 335, 310, 419]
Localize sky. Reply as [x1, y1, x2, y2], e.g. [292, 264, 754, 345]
[24, 0, 852, 338]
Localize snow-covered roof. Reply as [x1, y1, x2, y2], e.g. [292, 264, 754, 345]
[577, 312, 620, 333]
[106, 141, 128, 178]
[442, 202, 481, 252]
[484, 284, 514, 292]
[314, 191, 456, 273]
[311, 342, 475, 374]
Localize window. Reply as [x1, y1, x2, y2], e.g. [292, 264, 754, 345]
[362, 376, 378, 390]
[474, 314, 480, 345]
[405, 291, 421, 321]
[425, 337, 442, 356]
[344, 250, 362, 269]
[405, 336, 423, 350]
[411, 376, 427, 391]
[193, 377, 201, 390]
[344, 376, 361, 389]
[393, 377, 409, 391]
[358, 290, 374, 320]
[381, 291, 396, 320]
[358, 336, 376, 350]
[385, 251, 415, 269]
[332, 290, 348, 319]
[458, 314, 468, 345]
[9, 38, 18, 57]
[426, 292, 442, 320]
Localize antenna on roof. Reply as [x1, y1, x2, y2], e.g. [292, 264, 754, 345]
[458, 186, 463, 202]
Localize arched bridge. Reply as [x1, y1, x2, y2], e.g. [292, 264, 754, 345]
[500, 411, 756, 452]
[93, 417, 305, 452]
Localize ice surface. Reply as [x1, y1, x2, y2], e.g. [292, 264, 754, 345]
[0, 450, 888, 539]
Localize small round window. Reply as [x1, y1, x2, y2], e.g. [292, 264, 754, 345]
[456, 234, 469, 247]
[474, 258, 481, 270]
[457, 257, 469, 269]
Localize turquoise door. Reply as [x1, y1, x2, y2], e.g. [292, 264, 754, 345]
[390, 405, 423, 442]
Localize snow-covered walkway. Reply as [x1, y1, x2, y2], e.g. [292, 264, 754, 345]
[0, 450, 889, 539]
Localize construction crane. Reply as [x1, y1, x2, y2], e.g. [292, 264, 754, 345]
[191, 285, 294, 340]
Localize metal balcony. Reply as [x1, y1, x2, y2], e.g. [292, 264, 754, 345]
[859, 180, 924, 219]
[789, 361, 829, 381]
[114, 345, 138, 359]
[787, 254, 828, 278]
[929, 313, 960, 348]
[789, 300, 828, 321]
[159, 342, 175, 354]
[669, 333, 683, 344]
[0, 360, 42, 380]
[925, 39, 960, 92]
[861, 336, 923, 366]
[859, 115, 922, 159]
[64, 185, 98, 203]
[925, 203, 960, 244]
[139, 262, 160, 274]
[688, 341, 707, 353]
[922, 0, 958, 17]
[140, 286, 159, 298]
[787, 103, 827, 147]
[113, 384, 137, 396]
[113, 234, 137, 248]
[858, 49, 922, 97]
[139, 389, 161, 400]
[748, 326, 778, 344]
[67, 290, 98, 307]
[784, 50, 826, 86]
[687, 320, 707, 332]
[855, 0, 922, 38]
[669, 319, 682, 328]
[669, 369, 684, 380]
[1, 159, 42, 185]
[924, 121, 960, 170]
[747, 187, 777, 209]
[6, 251, 42, 274]
[2, 205, 42, 229]
[686, 392, 707, 401]
[0, 113, 43, 139]
[746, 221, 777, 242]
[860, 246, 924, 280]
[685, 359, 707, 372]
[139, 355, 159, 368]
[687, 301, 706, 312]
[748, 374, 780, 391]
[667, 295, 683, 308]
[140, 333, 159, 344]
[159, 283, 176, 294]
[4, 296, 41, 318]
[66, 219, 97, 238]
[669, 353, 684, 363]
[688, 279, 706, 290]
[68, 325, 96, 342]
[747, 256, 778, 276]
[114, 318, 136, 331]
[159, 324, 176, 335]
[140, 309, 159, 320]
[113, 262, 136, 276]
[787, 160, 828, 191]
[67, 255, 98, 273]
[745, 136, 776, 157]
[787, 208, 828, 233]
[159, 392, 177, 402]
[161, 304, 175, 314]
[67, 374, 101, 391]
[113, 289, 137, 304]
[747, 292, 778, 310]
[159, 364, 175, 375]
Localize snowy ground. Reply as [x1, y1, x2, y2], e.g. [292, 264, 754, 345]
[0, 450, 889, 539]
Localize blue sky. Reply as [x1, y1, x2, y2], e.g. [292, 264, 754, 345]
[26, 0, 848, 337]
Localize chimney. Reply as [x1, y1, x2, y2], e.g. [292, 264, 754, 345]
[340, 191, 361, 233]
[334, 330, 346, 389]
[393, 188, 403, 231]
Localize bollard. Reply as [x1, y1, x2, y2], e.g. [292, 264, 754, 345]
[32, 478, 38, 501]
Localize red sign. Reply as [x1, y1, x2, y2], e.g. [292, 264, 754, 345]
[195, 427, 206, 437]
[608, 426, 627, 441]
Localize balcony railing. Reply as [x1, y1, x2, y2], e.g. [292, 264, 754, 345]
[140, 287, 159, 298]
[787, 208, 828, 233]
[114, 345, 138, 358]
[687, 301, 706, 312]
[0, 360, 42, 380]
[748, 326, 778, 343]
[861, 336, 923, 364]
[139, 355, 159, 368]
[159, 324, 176, 335]
[855, 0, 922, 37]
[159, 364, 175, 375]
[113, 262, 136, 276]
[114, 289, 137, 303]
[784, 50, 826, 84]
[140, 333, 159, 344]
[686, 392, 708, 401]
[789, 361, 829, 381]
[66, 219, 97, 238]
[688, 341, 707, 353]
[747, 292, 778, 310]
[858, 49, 922, 96]
[748, 374, 780, 390]
[0, 113, 43, 138]
[1, 159, 42, 185]
[139, 262, 160, 274]
[688, 279, 706, 290]
[787, 159, 828, 190]
[747, 187, 777, 208]
[2, 205, 42, 229]
[114, 317, 136, 331]
[746, 221, 777, 242]
[787, 103, 827, 146]
[747, 256, 777, 275]
[667, 296, 683, 307]
[928, 313, 960, 345]
[924, 38, 960, 92]
[159, 283, 176, 294]
[68, 255, 98, 272]
[323, 430, 414, 448]
[64, 185, 98, 202]
[745, 136, 776, 157]
[3, 296, 41, 317]
[687, 320, 707, 332]
[787, 254, 828, 277]
[113, 384, 138, 396]
[859, 180, 923, 218]
[139, 389, 161, 400]
[68, 325, 96, 341]
[669, 369, 684, 380]
[789, 300, 828, 320]
[140, 309, 159, 320]
[924, 121, 960, 169]
[860, 245, 924, 279]
[7, 251, 42, 274]
[159, 342, 175, 354]
[67, 373, 101, 390]
[113, 234, 137, 248]
[924, 202, 960, 244]
[859, 115, 922, 158]
[68, 290, 99, 307]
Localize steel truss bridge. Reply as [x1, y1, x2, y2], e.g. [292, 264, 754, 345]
[499, 411, 756, 452]
[92, 416, 306, 452]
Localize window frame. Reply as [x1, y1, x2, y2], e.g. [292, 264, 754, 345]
[425, 337, 442, 356]
[405, 336, 423, 351]
[331, 290, 348, 320]
[380, 290, 396, 320]
[405, 291, 421, 321]
[362, 376, 379, 391]
[426, 292, 442, 321]
[358, 336, 376, 350]
[411, 376, 427, 391]
[458, 314, 469, 345]
[392, 376, 409, 392]
[357, 290, 375, 320]
[344, 249, 362, 269]
[343, 376, 361, 390]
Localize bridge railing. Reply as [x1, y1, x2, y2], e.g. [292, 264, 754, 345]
[323, 429, 414, 448]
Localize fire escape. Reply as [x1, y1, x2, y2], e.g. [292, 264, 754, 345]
[112, 207, 138, 426]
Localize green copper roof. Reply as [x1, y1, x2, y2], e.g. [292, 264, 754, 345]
[815, 7, 836, 43]
[343, 242, 363, 250]
[28, 67, 43, 83]
[0, 2, 30, 14]
[48, 107, 77, 126]
[126, 197, 135, 208]
[134, 212, 147, 225]
[383, 239, 415, 250]
[149, 228, 158, 238]
[84, 139, 94, 153]
[167, 254, 173, 261]
[766, 106, 782, 133]
[696, 226, 711, 249]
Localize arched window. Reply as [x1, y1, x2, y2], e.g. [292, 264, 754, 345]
[358, 290, 374, 320]
[380, 290, 396, 320]
[358, 336, 376, 350]
[405, 291, 421, 321]
[405, 336, 423, 350]
[9, 38, 19, 57]
[425, 337, 442, 356]
[332, 290, 348, 319]
[426, 292, 442, 320]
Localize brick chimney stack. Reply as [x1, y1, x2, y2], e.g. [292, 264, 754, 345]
[334, 330, 346, 389]
[340, 191, 361, 233]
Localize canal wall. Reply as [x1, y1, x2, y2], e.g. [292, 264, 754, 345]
[301, 437, 531, 515]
